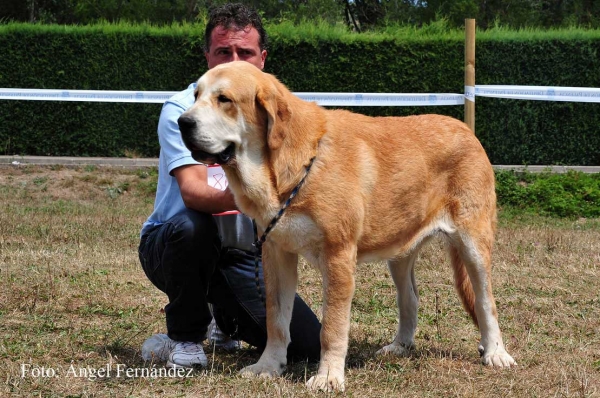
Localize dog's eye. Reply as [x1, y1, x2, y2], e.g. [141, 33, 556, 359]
[217, 94, 232, 104]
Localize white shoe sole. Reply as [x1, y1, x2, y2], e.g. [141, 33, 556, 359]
[166, 360, 206, 369]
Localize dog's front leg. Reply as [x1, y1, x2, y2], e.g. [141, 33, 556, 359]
[239, 243, 298, 379]
[306, 246, 356, 392]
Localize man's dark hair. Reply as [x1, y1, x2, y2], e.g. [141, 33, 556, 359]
[204, 3, 268, 52]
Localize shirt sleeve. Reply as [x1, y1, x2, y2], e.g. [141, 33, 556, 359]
[157, 96, 200, 176]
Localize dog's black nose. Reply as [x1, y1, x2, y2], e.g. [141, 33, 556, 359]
[178, 115, 197, 135]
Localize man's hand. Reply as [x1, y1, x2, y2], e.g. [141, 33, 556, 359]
[173, 164, 238, 214]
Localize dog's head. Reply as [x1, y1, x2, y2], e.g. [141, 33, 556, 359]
[179, 61, 290, 166]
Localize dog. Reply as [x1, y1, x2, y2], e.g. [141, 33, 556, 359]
[178, 61, 516, 391]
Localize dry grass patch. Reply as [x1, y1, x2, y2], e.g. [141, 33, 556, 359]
[1, 165, 598, 397]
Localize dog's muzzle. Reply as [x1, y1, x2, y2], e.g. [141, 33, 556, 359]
[178, 115, 236, 165]
[178, 115, 196, 136]
[189, 143, 235, 165]
[215, 143, 235, 164]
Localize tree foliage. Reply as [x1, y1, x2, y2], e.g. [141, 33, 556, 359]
[1, 0, 600, 29]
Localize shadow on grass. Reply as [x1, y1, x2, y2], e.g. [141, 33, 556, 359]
[94, 336, 476, 387]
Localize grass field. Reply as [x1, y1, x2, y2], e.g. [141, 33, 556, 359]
[1, 165, 598, 397]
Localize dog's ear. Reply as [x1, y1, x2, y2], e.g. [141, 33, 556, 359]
[256, 82, 290, 151]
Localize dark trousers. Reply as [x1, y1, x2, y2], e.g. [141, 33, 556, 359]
[138, 208, 321, 361]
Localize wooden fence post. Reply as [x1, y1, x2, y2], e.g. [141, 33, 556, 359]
[464, 19, 476, 133]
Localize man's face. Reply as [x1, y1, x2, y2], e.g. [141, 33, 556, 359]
[205, 25, 267, 70]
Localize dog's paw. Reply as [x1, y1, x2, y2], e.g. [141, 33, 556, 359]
[306, 374, 345, 392]
[239, 361, 285, 379]
[479, 345, 516, 368]
[376, 342, 415, 357]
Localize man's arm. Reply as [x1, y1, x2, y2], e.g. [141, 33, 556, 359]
[173, 164, 238, 214]
[158, 88, 238, 215]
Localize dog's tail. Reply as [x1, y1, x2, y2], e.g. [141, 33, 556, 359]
[448, 246, 479, 328]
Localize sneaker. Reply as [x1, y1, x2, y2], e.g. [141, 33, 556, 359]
[207, 318, 241, 352]
[167, 341, 208, 369]
[141, 333, 176, 362]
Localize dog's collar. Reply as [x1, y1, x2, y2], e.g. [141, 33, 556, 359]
[253, 155, 316, 253]
[252, 156, 316, 304]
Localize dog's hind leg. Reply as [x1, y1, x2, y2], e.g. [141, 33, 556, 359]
[448, 229, 516, 368]
[376, 249, 421, 357]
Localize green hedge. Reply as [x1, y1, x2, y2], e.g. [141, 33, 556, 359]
[0, 24, 203, 157]
[475, 34, 600, 165]
[496, 169, 600, 217]
[1, 22, 599, 165]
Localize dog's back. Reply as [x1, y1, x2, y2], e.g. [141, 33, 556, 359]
[302, 110, 496, 263]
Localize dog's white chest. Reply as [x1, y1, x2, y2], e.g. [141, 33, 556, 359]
[266, 213, 323, 260]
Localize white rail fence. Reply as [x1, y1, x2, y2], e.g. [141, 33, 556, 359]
[0, 86, 599, 172]
[2, 85, 600, 105]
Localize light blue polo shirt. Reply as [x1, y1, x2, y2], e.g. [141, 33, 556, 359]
[141, 83, 255, 252]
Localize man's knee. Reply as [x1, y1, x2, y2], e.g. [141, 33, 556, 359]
[168, 210, 220, 250]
